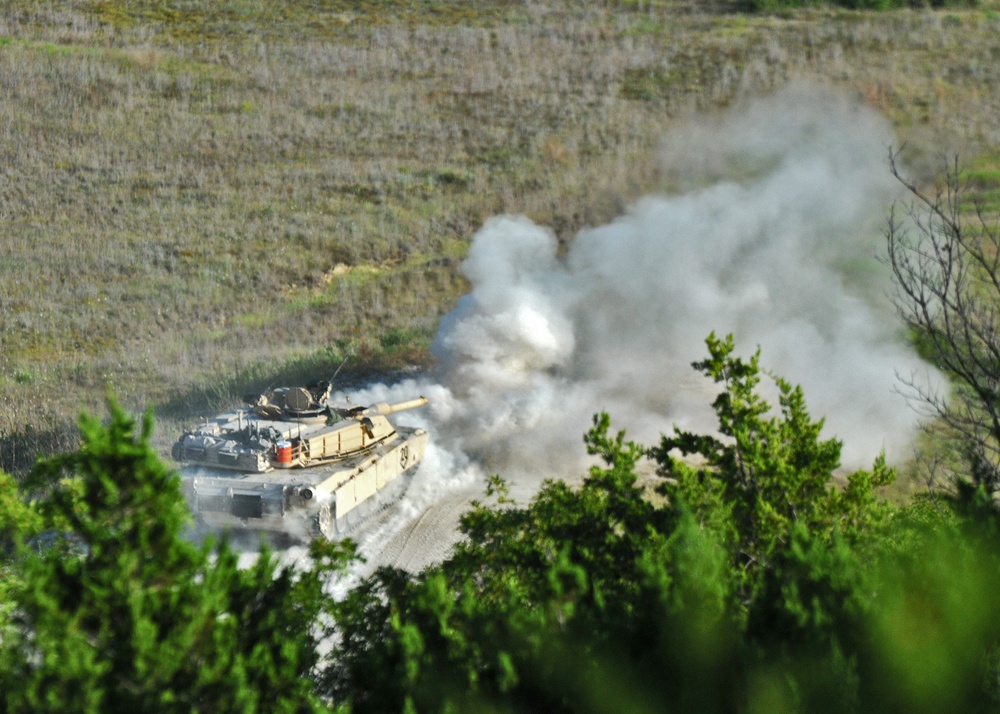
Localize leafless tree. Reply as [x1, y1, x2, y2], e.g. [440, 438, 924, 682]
[885, 148, 1000, 493]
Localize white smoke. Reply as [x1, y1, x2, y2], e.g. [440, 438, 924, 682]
[341, 82, 940, 569]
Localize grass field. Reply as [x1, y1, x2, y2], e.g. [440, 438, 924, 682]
[1, 0, 999, 470]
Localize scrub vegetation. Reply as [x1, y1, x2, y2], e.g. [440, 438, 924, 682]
[1, 0, 1000, 469]
[5, 336, 1000, 712]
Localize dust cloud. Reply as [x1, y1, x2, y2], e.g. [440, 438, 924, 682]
[344, 82, 939, 567]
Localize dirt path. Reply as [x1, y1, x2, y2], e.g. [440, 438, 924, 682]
[351, 488, 477, 575]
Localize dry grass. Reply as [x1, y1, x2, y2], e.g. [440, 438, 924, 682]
[1, 0, 999, 467]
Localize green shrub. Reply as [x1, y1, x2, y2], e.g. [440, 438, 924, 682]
[0, 400, 354, 712]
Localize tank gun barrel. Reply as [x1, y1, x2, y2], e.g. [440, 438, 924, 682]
[364, 396, 429, 416]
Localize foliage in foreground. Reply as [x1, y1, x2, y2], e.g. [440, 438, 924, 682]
[5, 337, 1000, 712]
[0, 403, 354, 713]
[329, 335, 1000, 714]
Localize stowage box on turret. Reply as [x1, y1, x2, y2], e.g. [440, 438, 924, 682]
[172, 381, 429, 539]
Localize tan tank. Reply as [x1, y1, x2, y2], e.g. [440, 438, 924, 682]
[172, 381, 429, 540]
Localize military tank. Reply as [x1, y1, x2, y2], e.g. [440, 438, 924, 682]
[172, 380, 429, 540]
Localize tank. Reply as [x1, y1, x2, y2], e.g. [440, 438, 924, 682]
[171, 380, 429, 540]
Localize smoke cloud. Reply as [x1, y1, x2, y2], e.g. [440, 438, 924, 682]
[344, 82, 939, 566]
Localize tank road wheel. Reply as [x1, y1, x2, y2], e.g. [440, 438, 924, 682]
[400, 444, 409, 470]
[315, 503, 334, 540]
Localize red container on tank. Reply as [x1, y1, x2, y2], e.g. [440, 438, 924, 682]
[275, 441, 293, 464]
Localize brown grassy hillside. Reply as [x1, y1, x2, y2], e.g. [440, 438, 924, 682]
[1, 0, 999, 467]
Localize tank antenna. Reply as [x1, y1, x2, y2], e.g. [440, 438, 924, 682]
[329, 354, 350, 388]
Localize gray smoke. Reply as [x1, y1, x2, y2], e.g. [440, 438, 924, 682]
[348, 83, 939, 555]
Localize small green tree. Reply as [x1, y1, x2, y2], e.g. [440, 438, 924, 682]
[0, 400, 352, 713]
[328, 333, 900, 712]
[650, 333, 896, 618]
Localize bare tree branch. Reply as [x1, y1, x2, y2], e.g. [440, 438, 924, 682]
[885, 148, 1000, 492]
